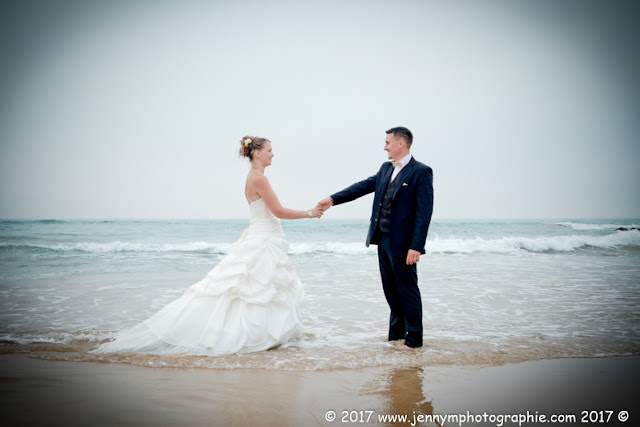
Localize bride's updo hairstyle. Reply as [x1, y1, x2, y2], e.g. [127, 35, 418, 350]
[239, 136, 270, 161]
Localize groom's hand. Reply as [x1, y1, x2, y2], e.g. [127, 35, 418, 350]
[317, 197, 333, 212]
[406, 249, 421, 265]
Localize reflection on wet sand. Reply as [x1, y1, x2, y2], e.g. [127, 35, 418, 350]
[361, 365, 441, 426]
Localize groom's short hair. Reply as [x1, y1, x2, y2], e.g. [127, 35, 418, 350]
[386, 127, 413, 147]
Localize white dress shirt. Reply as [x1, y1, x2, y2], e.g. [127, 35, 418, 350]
[391, 153, 413, 181]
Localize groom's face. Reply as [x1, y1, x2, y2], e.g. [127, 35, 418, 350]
[384, 134, 405, 160]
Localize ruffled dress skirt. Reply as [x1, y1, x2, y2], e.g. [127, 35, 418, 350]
[91, 199, 303, 356]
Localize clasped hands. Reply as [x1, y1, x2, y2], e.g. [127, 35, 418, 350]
[316, 197, 333, 214]
[306, 197, 332, 219]
[313, 197, 420, 266]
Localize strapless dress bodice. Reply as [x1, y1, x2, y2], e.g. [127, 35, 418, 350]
[248, 198, 282, 235]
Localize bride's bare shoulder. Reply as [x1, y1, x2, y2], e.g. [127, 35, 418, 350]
[246, 170, 270, 189]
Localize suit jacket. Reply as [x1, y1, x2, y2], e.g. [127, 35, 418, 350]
[331, 157, 434, 257]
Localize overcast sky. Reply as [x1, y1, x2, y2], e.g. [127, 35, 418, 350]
[1, 0, 638, 219]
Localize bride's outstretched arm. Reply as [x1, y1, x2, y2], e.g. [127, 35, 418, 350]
[255, 174, 322, 219]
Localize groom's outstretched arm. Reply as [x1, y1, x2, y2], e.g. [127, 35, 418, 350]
[327, 174, 377, 206]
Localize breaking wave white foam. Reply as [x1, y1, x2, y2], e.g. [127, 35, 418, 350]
[428, 230, 640, 254]
[2, 230, 638, 256]
[0, 331, 114, 345]
[0, 241, 232, 254]
[556, 222, 639, 231]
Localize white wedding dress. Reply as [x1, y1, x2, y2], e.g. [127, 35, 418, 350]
[92, 198, 303, 356]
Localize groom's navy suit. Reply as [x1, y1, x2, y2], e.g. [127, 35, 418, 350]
[331, 157, 433, 347]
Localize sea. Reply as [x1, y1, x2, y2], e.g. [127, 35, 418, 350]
[1, 218, 639, 371]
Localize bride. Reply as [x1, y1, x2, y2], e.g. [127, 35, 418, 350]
[92, 136, 323, 356]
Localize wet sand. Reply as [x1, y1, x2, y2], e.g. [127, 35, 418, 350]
[1, 354, 637, 426]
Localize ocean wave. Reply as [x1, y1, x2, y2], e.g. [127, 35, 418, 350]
[0, 331, 114, 345]
[2, 332, 638, 371]
[556, 222, 639, 231]
[428, 230, 640, 254]
[289, 242, 375, 255]
[288, 232, 640, 254]
[0, 241, 232, 254]
[2, 230, 638, 256]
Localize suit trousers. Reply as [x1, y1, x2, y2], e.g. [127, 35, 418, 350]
[377, 231, 423, 347]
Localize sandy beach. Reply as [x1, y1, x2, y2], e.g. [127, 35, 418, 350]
[1, 354, 637, 426]
[2, 0, 640, 424]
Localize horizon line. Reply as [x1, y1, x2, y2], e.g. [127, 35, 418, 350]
[1, 217, 639, 222]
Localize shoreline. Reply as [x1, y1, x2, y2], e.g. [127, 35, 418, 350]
[1, 354, 637, 426]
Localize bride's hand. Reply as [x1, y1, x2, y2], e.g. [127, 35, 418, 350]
[308, 207, 323, 219]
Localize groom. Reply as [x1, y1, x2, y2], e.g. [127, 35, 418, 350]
[317, 127, 434, 348]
